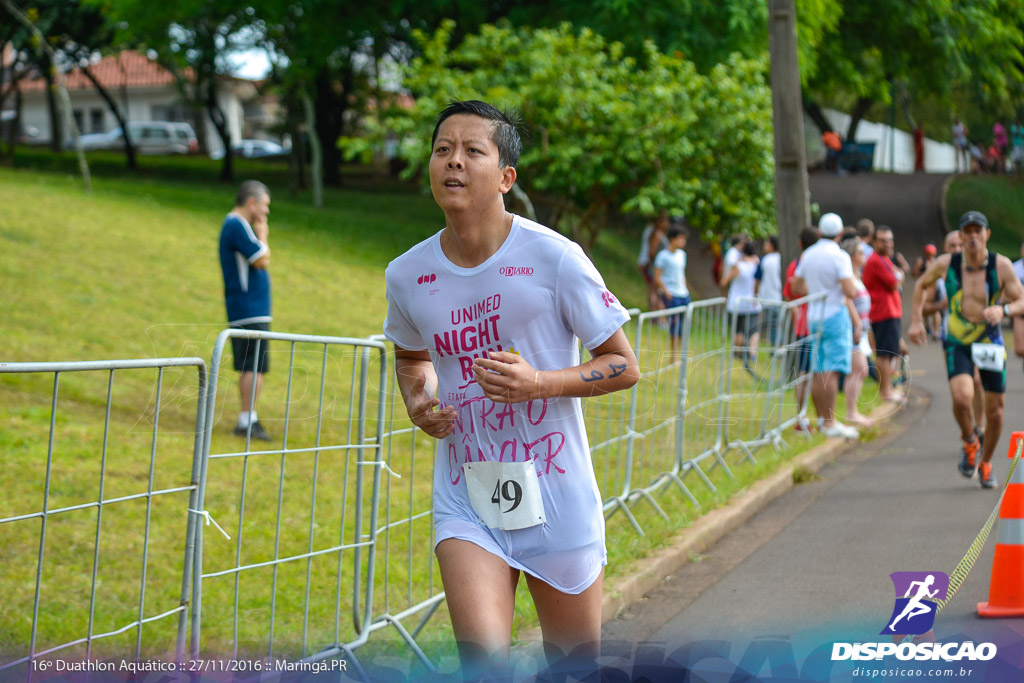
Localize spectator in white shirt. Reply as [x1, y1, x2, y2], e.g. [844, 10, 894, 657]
[722, 240, 762, 364]
[755, 235, 783, 345]
[791, 212, 861, 440]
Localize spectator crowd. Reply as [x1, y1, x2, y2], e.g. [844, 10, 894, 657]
[638, 209, 1024, 478]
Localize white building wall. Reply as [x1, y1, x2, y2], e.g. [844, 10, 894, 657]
[809, 108, 957, 173]
[19, 84, 246, 153]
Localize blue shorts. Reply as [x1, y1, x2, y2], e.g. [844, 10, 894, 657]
[662, 294, 691, 338]
[809, 310, 852, 375]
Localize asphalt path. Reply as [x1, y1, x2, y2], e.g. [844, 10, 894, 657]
[601, 173, 1024, 681]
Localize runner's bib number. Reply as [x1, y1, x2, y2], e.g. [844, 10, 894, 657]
[971, 343, 1005, 372]
[464, 461, 546, 530]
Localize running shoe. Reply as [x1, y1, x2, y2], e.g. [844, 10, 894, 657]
[821, 422, 859, 439]
[958, 437, 980, 478]
[233, 420, 272, 442]
[979, 462, 997, 489]
[793, 417, 813, 433]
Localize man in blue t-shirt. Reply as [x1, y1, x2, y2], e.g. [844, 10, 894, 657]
[219, 180, 272, 441]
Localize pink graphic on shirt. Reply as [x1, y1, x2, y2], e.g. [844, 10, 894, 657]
[602, 291, 617, 308]
[444, 395, 565, 486]
[433, 294, 506, 382]
[433, 292, 568, 486]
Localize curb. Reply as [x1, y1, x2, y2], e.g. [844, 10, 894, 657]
[599, 401, 904, 624]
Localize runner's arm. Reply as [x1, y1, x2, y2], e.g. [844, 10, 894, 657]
[394, 346, 456, 439]
[472, 328, 639, 404]
[922, 284, 946, 315]
[986, 256, 1024, 324]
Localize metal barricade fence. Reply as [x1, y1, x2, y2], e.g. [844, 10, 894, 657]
[1, 294, 830, 672]
[189, 329, 387, 675]
[358, 336, 444, 672]
[604, 300, 731, 535]
[0, 358, 208, 679]
[719, 294, 826, 461]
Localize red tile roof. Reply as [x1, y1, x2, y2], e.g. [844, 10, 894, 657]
[20, 50, 190, 92]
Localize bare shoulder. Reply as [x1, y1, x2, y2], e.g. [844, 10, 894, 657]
[996, 254, 1024, 290]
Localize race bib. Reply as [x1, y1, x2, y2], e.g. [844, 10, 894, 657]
[463, 460, 546, 531]
[971, 343, 1005, 372]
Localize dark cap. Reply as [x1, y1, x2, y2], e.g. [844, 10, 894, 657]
[958, 210, 989, 230]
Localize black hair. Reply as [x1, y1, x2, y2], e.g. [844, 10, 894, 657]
[766, 235, 779, 251]
[432, 99, 522, 168]
[667, 227, 687, 241]
[742, 241, 757, 257]
[236, 179, 269, 207]
[799, 227, 818, 250]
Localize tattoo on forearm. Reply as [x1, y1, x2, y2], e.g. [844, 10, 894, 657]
[580, 362, 627, 382]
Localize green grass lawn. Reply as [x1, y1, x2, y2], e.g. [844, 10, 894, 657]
[1, 150, 873, 670]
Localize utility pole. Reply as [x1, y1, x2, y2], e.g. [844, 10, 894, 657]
[768, 0, 809, 269]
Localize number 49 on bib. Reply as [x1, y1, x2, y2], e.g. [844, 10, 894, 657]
[464, 460, 546, 530]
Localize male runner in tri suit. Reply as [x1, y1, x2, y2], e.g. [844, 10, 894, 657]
[910, 211, 1024, 488]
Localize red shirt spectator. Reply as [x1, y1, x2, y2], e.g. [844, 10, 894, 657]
[862, 250, 902, 322]
[783, 259, 809, 337]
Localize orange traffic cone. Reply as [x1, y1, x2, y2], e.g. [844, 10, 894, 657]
[978, 431, 1024, 618]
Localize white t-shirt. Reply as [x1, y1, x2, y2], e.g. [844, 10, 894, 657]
[727, 259, 762, 314]
[794, 238, 855, 323]
[637, 224, 654, 267]
[653, 248, 689, 298]
[383, 215, 630, 594]
[757, 252, 782, 301]
[1014, 258, 1024, 285]
[724, 246, 742, 272]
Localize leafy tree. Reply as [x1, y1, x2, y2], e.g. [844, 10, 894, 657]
[801, 0, 1024, 139]
[347, 22, 775, 250]
[98, 0, 259, 181]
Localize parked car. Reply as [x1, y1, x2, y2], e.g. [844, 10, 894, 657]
[210, 139, 289, 160]
[73, 121, 198, 154]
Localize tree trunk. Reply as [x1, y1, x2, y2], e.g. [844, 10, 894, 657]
[81, 64, 137, 170]
[802, 98, 832, 135]
[314, 68, 345, 187]
[846, 97, 874, 142]
[302, 88, 322, 209]
[204, 78, 233, 182]
[44, 67, 62, 151]
[1, 84, 20, 163]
